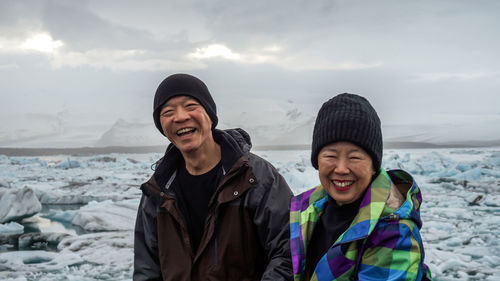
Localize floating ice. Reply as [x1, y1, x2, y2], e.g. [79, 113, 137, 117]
[0, 147, 499, 280]
[0, 187, 42, 223]
[0, 222, 24, 234]
[487, 152, 500, 166]
[58, 231, 133, 266]
[54, 159, 81, 169]
[71, 199, 139, 231]
[454, 167, 482, 181]
[0, 250, 83, 273]
[9, 157, 47, 167]
[43, 209, 77, 224]
[18, 232, 72, 250]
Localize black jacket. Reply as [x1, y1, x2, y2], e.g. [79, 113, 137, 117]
[133, 128, 293, 281]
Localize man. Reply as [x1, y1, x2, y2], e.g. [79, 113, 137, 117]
[134, 73, 293, 281]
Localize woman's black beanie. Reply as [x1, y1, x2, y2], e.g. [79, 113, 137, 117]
[153, 73, 218, 135]
[311, 93, 382, 171]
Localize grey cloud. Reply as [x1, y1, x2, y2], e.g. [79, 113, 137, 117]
[39, 0, 159, 51]
[0, 1, 43, 37]
[1, 0, 500, 147]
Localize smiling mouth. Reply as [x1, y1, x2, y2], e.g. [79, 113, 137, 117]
[176, 127, 196, 136]
[332, 180, 354, 191]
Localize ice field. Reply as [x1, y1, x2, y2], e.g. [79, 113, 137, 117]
[1, 147, 499, 280]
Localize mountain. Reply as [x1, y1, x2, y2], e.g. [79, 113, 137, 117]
[94, 119, 166, 147]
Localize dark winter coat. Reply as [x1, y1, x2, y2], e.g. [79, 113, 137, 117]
[133, 128, 293, 281]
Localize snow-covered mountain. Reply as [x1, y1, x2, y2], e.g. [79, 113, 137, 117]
[218, 99, 316, 147]
[2, 102, 500, 148]
[94, 119, 166, 147]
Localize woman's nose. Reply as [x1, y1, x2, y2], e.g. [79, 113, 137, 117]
[334, 159, 350, 174]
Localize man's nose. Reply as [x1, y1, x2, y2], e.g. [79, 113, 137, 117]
[173, 108, 190, 122]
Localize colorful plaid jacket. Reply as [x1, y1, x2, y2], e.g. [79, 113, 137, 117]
[290, 169, 432, 281]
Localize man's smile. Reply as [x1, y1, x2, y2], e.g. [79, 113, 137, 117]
[176, 127, 196, 136]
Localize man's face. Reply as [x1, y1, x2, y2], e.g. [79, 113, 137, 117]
[317, 141, 374, 206]
[159, 96, 214, 154]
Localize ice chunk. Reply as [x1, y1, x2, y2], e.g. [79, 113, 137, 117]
[71, 199, 139, 231]
[0, 250, 83, 273]
[18, 232, 72, 250]
[9, 157, 47, 167]
[483, 195, 500, 207]
[0, 187, 42, 223]
[36, 189, 101, 204]
[54, 159, 81, 169]
[486, 152, 500, 166]
[43, 209, 77, 224]
[58, 231, 133, 266]
[454, 167, 482, 181]
[0, 222, 24, 234]
[428, 167, 460, 178]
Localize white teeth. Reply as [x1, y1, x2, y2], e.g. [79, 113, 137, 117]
[333, 181, 354, 187]
[176, 128, 195, 135]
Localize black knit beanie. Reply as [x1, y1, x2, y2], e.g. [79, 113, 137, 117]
[153, 73, 218, 135]
[311, 93, 382, 172]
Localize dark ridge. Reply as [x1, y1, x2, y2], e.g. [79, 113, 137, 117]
[253, 144, 310, 151]
[384, 140, 500, 149]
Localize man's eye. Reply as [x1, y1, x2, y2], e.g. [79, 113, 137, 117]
[186, 103, 199, 110]
[161, 110, 173, 116]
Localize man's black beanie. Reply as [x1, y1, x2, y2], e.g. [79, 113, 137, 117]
[153, 73, 218, 135]
[311, 93, 382, 172]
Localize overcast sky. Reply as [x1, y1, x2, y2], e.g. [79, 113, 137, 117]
[1, 0, 500, 147]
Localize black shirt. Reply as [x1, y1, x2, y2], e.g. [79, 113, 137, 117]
[304, 195, 364, 280]
[174, 160, 223, 253]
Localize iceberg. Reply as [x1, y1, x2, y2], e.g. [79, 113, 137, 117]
[0, 187, 42, 223]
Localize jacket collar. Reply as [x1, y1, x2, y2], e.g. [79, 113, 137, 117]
[335, 168, 391, 244]
[291, 168, 390, 248]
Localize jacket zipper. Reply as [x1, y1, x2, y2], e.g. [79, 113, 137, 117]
[210, 161, 250, 268]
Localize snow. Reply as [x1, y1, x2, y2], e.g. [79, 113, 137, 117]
[0, 147, 499, 280]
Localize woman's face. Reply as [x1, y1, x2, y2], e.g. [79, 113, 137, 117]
[317, 141, 375, 206]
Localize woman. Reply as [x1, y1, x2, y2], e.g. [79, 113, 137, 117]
[290, 93, 432, 280]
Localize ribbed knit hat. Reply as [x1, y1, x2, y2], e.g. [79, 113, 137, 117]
[311, 93, 382, 171]
[153, 73, 218, 135]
